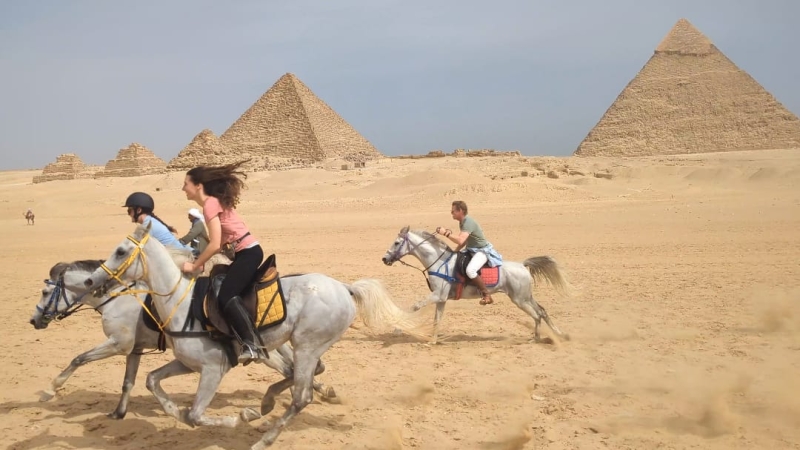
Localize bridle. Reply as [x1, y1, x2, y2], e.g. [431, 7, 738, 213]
[96, 232, 197, 332]
[387, 231, 453, 291]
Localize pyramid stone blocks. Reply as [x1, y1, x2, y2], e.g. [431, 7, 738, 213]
[94, 143, 166, 178]
[574, 18, 800, 157]
[167, 129, 231, 171]
[33, 153, 87, 183]
[219, 73, 384, 168]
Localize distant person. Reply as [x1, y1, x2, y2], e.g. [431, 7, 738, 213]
[123, 192, 190, 250]
[24, 209, 35, 225]
[179, 208, 210, 256]
[436, 200, 503, 305]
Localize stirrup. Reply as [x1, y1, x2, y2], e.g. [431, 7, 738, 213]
[238, 343, 259, 364]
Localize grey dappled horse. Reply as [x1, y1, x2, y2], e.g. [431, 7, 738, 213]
[83, 222, 420, 449]
[381, 226, 573, 344]
[30, 259, 338, 419]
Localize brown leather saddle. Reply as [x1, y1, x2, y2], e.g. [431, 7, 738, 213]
[199, 253, 284, 337]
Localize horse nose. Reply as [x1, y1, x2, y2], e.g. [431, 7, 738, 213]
[29, 319, 35, 326]
[84, 278, 94, 288]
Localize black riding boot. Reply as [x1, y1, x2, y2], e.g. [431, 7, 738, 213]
[222, 296, 260, 363]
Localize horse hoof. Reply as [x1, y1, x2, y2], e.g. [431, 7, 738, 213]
[241, 407, 262, 423]
[38, 390, 55, 402]
[323, 386, 337, 399]
[107, 410, 126, 420]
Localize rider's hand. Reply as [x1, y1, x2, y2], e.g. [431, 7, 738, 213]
[181, 261, 196, 274]
[435, 227, 442, 234]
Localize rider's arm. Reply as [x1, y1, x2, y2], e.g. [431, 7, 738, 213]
[448, 230, 470, 251]
[191, 215, 221, 269]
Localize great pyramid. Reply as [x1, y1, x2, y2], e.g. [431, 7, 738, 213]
[574, 18, 800, 157]
[33, 153, 89, 183]
[219, 73, 384, 169]
[94, 142, 166, 178]
[167, 129, 231, 171]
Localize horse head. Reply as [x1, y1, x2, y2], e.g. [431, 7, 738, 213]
[381, 226, 412, 266]
[84, 221, 153, 293]
[31, 260, 104, 329]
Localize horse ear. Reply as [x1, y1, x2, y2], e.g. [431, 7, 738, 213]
[144, 220, 153, 232]
[400, 225, 410, 234]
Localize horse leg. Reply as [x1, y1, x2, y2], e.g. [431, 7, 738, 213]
[184, 365, 238, 428]
[145, 359, 194, 423]
[252, 351, 320, 449]
[40, 338, 127, 402]
[273, 343, 332, 397]
[108, 351, 143, 419]
[531, 297, 570, 341]
[259, 377, 295, 417]
[431, 302, 447, 345]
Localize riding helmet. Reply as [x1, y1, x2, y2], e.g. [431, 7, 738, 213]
[123, 192, 155, 210]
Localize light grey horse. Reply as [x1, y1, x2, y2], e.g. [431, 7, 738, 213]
[381, 226, 573, 344]
[30, 259, 338, 419]
[82, 222, 422, 449]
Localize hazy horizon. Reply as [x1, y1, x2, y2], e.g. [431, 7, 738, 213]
[1, 1, 798, 170]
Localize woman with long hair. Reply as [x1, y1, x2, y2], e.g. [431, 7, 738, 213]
[180, 161, 263, 363]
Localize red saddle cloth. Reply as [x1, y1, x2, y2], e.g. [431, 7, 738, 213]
[454, 266, 500, 300]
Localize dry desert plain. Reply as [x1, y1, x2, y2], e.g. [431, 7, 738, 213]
[1, 149, 799, 450]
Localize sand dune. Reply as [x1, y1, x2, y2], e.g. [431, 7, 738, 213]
[2, 149, 799, 450]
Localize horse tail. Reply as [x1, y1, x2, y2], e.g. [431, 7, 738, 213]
[347, 279, 432, 338]
[523, 256, 575, 297]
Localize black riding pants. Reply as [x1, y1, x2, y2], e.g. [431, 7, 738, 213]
[217, 244, 264, 309]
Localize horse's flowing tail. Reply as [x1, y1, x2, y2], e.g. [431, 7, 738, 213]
[347, 279, 433, 338]
[523, 256, 575, 297]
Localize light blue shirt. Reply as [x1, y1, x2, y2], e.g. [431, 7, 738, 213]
[143, 216, 191, 250]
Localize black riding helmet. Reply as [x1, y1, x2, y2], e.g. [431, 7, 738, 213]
[123, 192, 155, 212]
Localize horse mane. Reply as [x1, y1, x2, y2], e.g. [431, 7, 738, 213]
[132, 222, 196, 269]
[411, 229, 451, 252]
[166, 246, 195, 269]
[49, 259, 104, 278]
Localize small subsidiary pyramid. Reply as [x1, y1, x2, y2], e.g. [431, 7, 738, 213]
[574, 18, 800, 157]
[94, 142, 166, 177]
[219, 73, 384, 168]
[167, 129, 231, 171]
[33, 153, 86, 183]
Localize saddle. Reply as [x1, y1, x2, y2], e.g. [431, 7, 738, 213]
[140, 254, 287, 351]
[453, 251, 500, 300]
[199, 253, 287, 336]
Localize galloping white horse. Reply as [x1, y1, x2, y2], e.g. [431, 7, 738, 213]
[83, 222, 422, 449]
[30, 259, 337, 419]
[381, 226, 573, 344]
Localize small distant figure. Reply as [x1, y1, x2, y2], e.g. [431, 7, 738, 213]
[179, 207, 210, 256]
[24, 209, 35, 225]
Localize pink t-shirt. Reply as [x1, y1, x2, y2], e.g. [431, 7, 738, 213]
[203, 196, 258, 252]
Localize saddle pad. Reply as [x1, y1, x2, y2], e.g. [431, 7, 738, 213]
[254, 269, 287, 331]
[480, 266, 500, 287]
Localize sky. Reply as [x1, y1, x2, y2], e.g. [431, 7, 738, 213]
[0, 0, 798, 170]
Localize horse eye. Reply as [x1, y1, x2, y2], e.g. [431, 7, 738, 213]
[115, 247, 126, 256]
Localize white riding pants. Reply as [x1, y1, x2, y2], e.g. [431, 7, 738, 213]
[465, 251, 488, 279]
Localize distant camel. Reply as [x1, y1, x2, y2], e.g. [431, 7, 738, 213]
[24, 210, 35, 225]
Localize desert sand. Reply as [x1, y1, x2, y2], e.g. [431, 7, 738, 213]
[2, 150, 800, 450]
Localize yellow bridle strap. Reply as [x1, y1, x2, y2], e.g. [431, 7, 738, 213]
[100, 232, 197, 332]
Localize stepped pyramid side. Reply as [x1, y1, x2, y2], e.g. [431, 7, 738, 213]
[167, 129, 233, 171]
[219, 73, 383, 169]
[292, 76, 383, 162]
[33, 153, 87, 183]
[94, 143, 166, 178]
[574, 18, 800, 157]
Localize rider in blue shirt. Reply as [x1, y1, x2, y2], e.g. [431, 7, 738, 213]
[123, 192, 191, 250]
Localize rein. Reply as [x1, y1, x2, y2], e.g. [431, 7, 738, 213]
[392, 232, 453, 291]
[99, 233, 197, 334]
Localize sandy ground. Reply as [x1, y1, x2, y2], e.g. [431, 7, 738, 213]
[1, 149, 799, 450]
